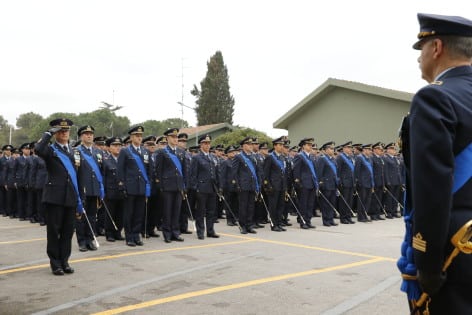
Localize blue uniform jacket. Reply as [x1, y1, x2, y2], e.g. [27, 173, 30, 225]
[190, 151, 218, 193]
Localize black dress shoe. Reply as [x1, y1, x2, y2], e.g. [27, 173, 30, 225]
[340, 219, 350, 224]
[378, 216, 386, 220]
[63, 266, 74, 274]
[172, 236, 184, 242]
[87, 242, 97, 251]
[227, 221, 236, 226]
[207, 233, 220, 238]
[52, 268, 64, 276]
[330, 222, 338, 226]
[135, 240, 144, 246]
[255, 223, 264, 228]
[323, 223, 332, 227]
[40, 221, 46, 226]
[271, 226, 283, 232]
[307, 223, 316, 229]
[300, 224, 309, 229]
[164, 238, 172, 243]
[106, 236, 115, 242]
[79, 244, 88, 252]
[126, 241, 136, 247]
[181, 230, 192, 234]
[247, 228, 257, 234]
[349, 219, 356, 224]
[278, 225, 287, 231]
[240, 227, 248, 234]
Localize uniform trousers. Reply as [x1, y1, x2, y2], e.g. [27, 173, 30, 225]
[195, 192, 217, 237]
[104, 197, 124, 239]
[76, 196, 98, 246]
[123, 194, 145, 242]
[296, 188, 315, 225]
[44, 203, 75, 270]
[238, 191, 256, 229]
[338, 186, 354, 221]
[160, 191, 182, 240]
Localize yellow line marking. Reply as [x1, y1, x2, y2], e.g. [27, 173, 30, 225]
[0, 239, 256, 275]
[0, 238, 46, 245]
[219, 232, 397, 261]
[90, 257, 385, 315]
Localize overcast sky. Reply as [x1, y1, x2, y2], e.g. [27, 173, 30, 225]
[1, 0, 471, 137]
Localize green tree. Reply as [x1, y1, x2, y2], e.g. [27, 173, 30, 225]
[140, 118, 189, 137]
[16, 112, 45, 142]
[191, 51, 235, 125]
[212, 127, 271, 149]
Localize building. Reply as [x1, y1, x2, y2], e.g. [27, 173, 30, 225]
[179, 122, 234, 146]
[273, 78, 413, 146]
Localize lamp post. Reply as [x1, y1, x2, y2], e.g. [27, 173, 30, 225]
[177, 102, 198, 146]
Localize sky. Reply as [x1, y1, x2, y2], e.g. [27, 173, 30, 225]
[1, 0, 472, 137]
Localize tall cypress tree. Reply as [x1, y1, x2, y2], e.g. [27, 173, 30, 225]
[191, 51, 235, 125]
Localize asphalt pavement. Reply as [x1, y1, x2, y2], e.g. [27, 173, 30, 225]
[0, 214, 409, 315]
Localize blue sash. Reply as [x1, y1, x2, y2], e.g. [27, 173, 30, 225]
[398, 142, 472, 301]
[240, 152, 260, 193]
[340, 153, 355, 173]
[78, 146, 104, 199]
[50, 144, 84, 214]
[359, 154, 374, 187]
[164, 147, 184, 178]
[128, 147, 151, 197]
[323, 155, 338, 184]
[270, 152, 285, 173]
[453, 142, 472, 193]
[300, 152, 318, 188]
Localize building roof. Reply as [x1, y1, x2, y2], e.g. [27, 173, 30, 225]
[273, 78, 414, 129]
[179, 122, 233, 137]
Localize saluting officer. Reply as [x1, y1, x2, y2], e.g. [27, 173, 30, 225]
[190, 134, 220, 239]
[263, 136, 289, 232]
[117, 126, 151, 247]
[75, 125, 104, 252]
[154, 128, 188, 243]
[35, 118, 78, 276]
[102, 137, 125, 242]
[316, 141, 339, 227]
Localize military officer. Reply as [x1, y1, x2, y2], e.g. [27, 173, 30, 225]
[231, 137, 261, 234]
[383, 142, 402, 218]
[398, 13, 472, 314]
[371, 142, 386, 221]
[219, 145, 239, 226]
[75, 125, 104, 251]
[177, 133, 194, 234]
[336, 141, 356, 224]
[154, 128, 188, 243]
[190, 134, 220, 239]
[354, 144, 374, 222]
[102, 137, 125, 242]
[35, 118, 78, 276]
[292, 137, 318, 229]
[142, 135, 160, 238]
[14, 143, 31, 220]
[263, 136, 289, 231]
[117, 126, 151, 247]
[5, 147, 19, 218]
[316, 141, 339, 227]
[0, 145, 12, 216]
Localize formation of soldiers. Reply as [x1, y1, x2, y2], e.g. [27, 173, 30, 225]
[0, 122, 405, 249]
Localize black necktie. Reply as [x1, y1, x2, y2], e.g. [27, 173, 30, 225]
[137, 147, 141, 155]
[63, 145, 69, 153]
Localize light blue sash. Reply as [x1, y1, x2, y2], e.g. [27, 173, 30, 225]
[340, 153, 355, 173]
[300, 152, 318, 188]
[240, 152, 260, 193]
[78, 146, 104, 199]
[270, 152, 285, 173]
[359, 154, 374, 187]
[128, 146, 151, 197]
[323, 155, 338, 184]
[51, 144, 83, 214]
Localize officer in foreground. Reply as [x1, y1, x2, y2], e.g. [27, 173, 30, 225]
[398, 13, 472, 314]
[35, 118, 78, 276]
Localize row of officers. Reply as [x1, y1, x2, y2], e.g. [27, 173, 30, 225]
[0, 118, 404, 275]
